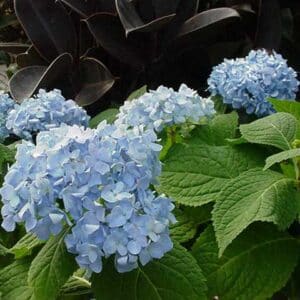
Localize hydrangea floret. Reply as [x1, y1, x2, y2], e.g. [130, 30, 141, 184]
[0, 123, 175, 273]
[6, 89, 90, 140]
[115, 84, 216, 132]
[208, 49, 299, 116]
[0, 93, 15, 142]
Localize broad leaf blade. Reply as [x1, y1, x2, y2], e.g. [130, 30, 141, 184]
[264, 148, 300, 170]
[14, 0, 77, 61]
[192, 224, 299, 300]
[92, 243, 207, 300]
[89, 108, 119, 128]
[212, 168, 298, 255]
[240, 112, 297, 150]
[0, 258, 33, 300]
[159, 144, 265, 206]
[10, 233, 44, 259]
[28, 228, 77, 300]
[76, 57, 115, 106]
[116, 0, 175, 36]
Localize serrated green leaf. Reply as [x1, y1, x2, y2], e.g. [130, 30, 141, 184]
[60, 269, 91, 296]
[0, 144, 15, 184]
[211, 95, 227, 114]
[170, 209, 198, 243]
[10, 233, 44, 259]
[28, 228, 77, 300]
[212, 168, 298, 255]
[127, 85, 147, 101]
[190, 112, 238, 146]
[192, 223, 299, 300]
[269, 98, 300, 120]
[91, 243, 207, 300]
[89, 108, 119, 128]
[159, 143, 265, 206]
[240, 112, 297, 150]
[264, 148, 300, 170]
[0, 258, 34, 300]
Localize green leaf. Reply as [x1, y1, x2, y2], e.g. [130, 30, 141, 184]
[60, 269, 91, 297]
[28, 228, 77, 300]
[269, 98, 300, 120]
[159, 144, 265, 206]
[89, 108, 119, 128]
[10, 233, 44, 259]
[240, 112, 297, 150]
[0, 258, 33, 300]
[0, 144, 15, 184]
[170, 209, 198, 243]
[127, 85, 147, 101]
[92, 243, 207, 300]
[264, 148, 300, 170]
[190, 112, 238, 146]
[212, 168, 298, 255]
[211, 95, 227, 114]
[192, 223, 299, 300]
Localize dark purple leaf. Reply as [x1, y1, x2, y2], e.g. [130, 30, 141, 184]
[151, 0, 181, 18]
[14, 0, 77, 61]
[0, 43, 30, 54]
[176, 8, 240, 40]
[16, 46, 47, 68]
[255, 0, 282, 50]
[60, 0, 98, 18]
[85, 13, 144, 68]
[9, 53, 73, 102]
[75, 57, 115, 106]
[115, 0, 175, 36]
[60, 0, 116, 17]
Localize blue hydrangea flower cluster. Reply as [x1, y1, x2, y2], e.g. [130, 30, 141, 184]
[0, 123, 175, 273]
[208, 49, 299, 116]
[6, 89, 90, 140]
[115, 84, 216, 132]
[0, 93, 15, 142]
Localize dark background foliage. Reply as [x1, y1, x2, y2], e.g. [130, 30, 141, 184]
[0, 0, 300, 116]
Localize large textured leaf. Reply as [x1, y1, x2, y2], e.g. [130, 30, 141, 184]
[269, 99, 300, 120]
[264, 148, 300, 170]
[240, 112, 297, 150]
[0, 258, 33, 300]
[86, 13, 144, 68]
[92, 243, 207, 300]
[192, 224, 299, 300]
[177, 8, 240, 40]
[76, 57, 115, 106]
[213, 168, 298, 255]
[189, 112, 238, 146]
[159, 143, 265, 206]
[28, 228, 77, 300]
[89, 108, 119, 128]
[170, 209, 198, 243]
[14, 0, 77, 61]
[0, 144, 15, 185]
[10, 233, 44, 259]
[116, 0, 175, 36]
[9, 53, 73, 102]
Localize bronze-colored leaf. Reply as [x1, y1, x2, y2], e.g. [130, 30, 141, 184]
[85, 13, 144, 68]
[9, 53, 73, 102]
[75, 57, 115, 106]
[177, 8, 240, 40]
[14, 0, 77, 61]
[115, 0, 175, 36]
[16, 46, 47, 68]
[0, 43, 30, 55]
